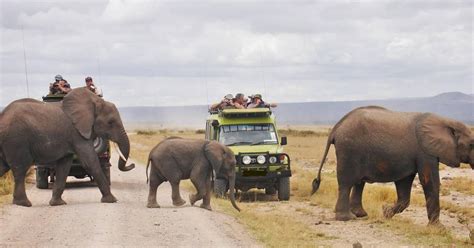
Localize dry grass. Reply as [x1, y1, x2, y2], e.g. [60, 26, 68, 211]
[382, 218, 470, 246]
[0, 171, 14, 196]
[0, 172, 14, 204]
[213, 198, 333, 247]
[444, 177, 474, 195]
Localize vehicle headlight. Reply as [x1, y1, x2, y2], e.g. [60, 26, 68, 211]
[242, 156, 251, 165]
[269, 156, 277, 164]
[257, 155, 266, 164]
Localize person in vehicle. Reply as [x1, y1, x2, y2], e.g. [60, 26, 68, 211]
[233, 93, 248, 109]
[210, 94, 234, 111]
[57, 79, 71, 94]
[85, 76, 103, 97]
[247, 94, 277, 108]
[49, 74, 63, 94]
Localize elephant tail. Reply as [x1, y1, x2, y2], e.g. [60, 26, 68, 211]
[311, 129, 335, 195]
[146, 157, 151, 184]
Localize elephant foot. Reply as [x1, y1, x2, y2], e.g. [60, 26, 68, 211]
[101, 194, 118, 203]
[13, 198, 32, 207]
[200, 203, 212, 211]
[173, 198, 186, 207]
[382, 204, 395, 219]
[189, 194, 197, 206]
[351, 207, 368, 218]
[147, 202, 161, 208]
[49, 198, 67, 206]
[428, 219, 443, 227]
[335, 211, 356, 221]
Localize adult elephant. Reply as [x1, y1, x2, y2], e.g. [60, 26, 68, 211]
[146, 138, 240, 211]
[0, 88, 135, 207]
[312, 106, 473, 224]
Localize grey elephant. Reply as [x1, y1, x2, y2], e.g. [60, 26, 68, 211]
[0, 88, 135, 207]
[146, 138, 240, 211]
[312, 106, 474, 224]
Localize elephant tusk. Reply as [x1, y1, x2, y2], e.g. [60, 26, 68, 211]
[113, 143, 128, 162]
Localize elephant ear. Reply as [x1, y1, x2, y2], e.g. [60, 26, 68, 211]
[416, 113, 460, 167]
[62, 88, 99, 139]
[204, 141, 224, 174]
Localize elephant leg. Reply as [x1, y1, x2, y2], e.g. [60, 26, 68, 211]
[350, 182, 367, 217]
[147, 168, 164, 208]
[383, 174, 415, 219]
[418, 163, 441, 225]
[335, 184, 356, 221]
[11, 164, 32, 207]
[188, 163, 211, 210]
[75, 143, 117, 203]
[189, 176, 211, 211]
[200, 178, 212, 211]
[49, 155, 73, 206]
[170, 180, 186, 206]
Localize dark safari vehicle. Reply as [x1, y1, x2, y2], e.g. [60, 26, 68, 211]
[206, 108, 291, 200]
[35, 94, 112, 189]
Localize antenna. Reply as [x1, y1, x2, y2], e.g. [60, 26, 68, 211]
[259, 42, 267, 98]
[21, 24, 30, 97]
[96, 44, 102, 84]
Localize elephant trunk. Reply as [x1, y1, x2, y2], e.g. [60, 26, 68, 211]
[228, 174, 240, 211]
[116, 129, 135, 172]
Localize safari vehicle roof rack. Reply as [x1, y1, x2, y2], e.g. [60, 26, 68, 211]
[42, 93, 67, 102]
[219, 108, 272, 118]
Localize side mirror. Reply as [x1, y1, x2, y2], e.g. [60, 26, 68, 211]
[211, 120, 219, 127]
[281, 136, 287, 146]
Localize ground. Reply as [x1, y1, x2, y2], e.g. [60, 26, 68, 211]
[0, 153, 256, 247]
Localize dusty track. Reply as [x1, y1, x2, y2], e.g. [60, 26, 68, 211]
[0, 154, 256, 247]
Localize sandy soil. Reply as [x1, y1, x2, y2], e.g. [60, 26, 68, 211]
[0, 154, 257, 247]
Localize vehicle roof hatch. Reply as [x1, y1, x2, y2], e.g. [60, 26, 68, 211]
[219, 108, 272, 118]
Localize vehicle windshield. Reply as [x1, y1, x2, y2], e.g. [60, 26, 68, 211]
[219, 124, 278, 146]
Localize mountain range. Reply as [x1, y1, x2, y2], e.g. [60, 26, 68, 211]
[119, 92, 474, 128]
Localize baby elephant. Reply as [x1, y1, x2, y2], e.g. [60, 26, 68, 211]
[146, 138, 240, 211]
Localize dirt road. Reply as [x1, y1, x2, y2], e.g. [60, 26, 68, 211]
[0, 155, 256, 247]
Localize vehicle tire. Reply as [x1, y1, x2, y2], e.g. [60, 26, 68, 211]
[214, 178, 228, 198]
[102, 164, 111, 185]
[94, 137, 108, 154]
[36, 167, 49, 189]
[277, 177, 290, 201]
[265, 187, 277, 195]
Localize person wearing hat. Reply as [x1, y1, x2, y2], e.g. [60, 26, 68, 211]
[49, 74, 64, 94]
[210, 94, 234, 111]
[247, 94, 277, 109]
[233, 93, 248, 109]
[85, 76, 103, 97]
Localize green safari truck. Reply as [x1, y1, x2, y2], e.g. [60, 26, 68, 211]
[205, 108, 291, 200]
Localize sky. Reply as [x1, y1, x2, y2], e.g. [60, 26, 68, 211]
[0, 0, 472, 107]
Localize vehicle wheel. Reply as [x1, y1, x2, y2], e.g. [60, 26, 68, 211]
[93, 137, 108, 154]
[36, 167, 49, 189]
[277, 177, 290, 201]
[265, 187, 277, 195]
[214, 178, 228, 198]
[102, 164, 111, 185]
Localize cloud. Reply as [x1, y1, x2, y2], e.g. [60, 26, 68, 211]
[1, 0, 472, 107]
